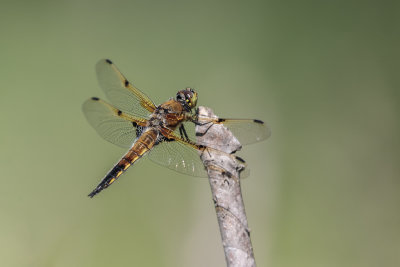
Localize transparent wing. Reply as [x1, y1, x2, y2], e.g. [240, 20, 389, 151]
[148, 132, 249, 178]
[212, 118, 271, 145]
[82, 97, 147, 148]
[173, 118, 271, 149]
[96, 59, 156, 118]
[148, 138, 208, 177]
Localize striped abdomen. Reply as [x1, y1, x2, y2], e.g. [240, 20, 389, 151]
[88, 129, 158, 197]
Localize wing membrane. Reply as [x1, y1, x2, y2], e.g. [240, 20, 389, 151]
[148, 131, 249, 178]
[173, 117, 271, 149]
[96, 59, 156, 118]
[211, 118, 271, 145]
[82, 98, 147, 148]
[148, 138, 209, 177]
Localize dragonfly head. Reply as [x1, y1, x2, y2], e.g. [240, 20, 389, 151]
[176, 88, 198, 111]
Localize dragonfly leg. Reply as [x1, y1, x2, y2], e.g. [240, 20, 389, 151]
[195, 121, 214, 137]
[179, 124, 190, 142]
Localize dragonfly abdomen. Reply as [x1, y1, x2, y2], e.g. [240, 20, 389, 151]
[88, 129, 158, 198]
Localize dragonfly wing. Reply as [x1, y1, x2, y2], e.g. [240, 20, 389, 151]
[82, 97, 147, 148]
[196, 117, 271, 146]
[96, 59, 156, 118]
[148, 131, 249, 178]
[216, 118, 271, 145]
[148, 137, 209, 177]
[171, 117, 271, 151]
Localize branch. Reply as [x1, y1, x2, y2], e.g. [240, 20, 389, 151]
[196, 106, 256, 267]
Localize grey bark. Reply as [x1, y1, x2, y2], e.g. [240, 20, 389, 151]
[196, 106, 256, 267]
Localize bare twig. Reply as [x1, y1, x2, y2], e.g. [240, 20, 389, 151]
[196, 106, 256, 267]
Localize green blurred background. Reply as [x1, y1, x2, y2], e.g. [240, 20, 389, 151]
[1, 0, 399, 266]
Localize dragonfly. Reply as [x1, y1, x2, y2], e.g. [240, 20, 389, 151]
[83, 59, 271, 197]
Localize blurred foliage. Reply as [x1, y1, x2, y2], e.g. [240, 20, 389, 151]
[0, 0, 398, 266]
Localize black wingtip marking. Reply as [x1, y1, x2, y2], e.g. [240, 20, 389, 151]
[124, 79, 129, 87]
[117, 110, 122, 116]
[91, 97, 100, 101]
[132, 121, 137, 127]
[105, 59, 113, 64]
[235, 156, 246, 163]
[218, 118, 226, 123]
[254, 119, 264, 124]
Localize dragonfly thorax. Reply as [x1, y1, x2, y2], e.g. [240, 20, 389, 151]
[148, 99, 190, 130]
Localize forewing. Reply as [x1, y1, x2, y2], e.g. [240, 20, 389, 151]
[171, 118, 270, 151]
[196, 117, 271, 146]
[96, 59, 156, 118]
[82, 98, 147, 148]
[216, 118, 271, 145]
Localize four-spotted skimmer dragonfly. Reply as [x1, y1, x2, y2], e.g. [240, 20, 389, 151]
[83, 59, 270, 197]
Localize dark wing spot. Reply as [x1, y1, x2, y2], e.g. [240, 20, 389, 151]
[132, 121, 137, 127]
[91, 97, 100, 101]
[117, 110, 122, 116]
[105, 59, 113, 64]
[124, 80, 129, 87]
[235, 156, 246, 163]
[217, 118, 226, 123]
[158, 135, 175, 142]
[253, 119, 264, 124]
